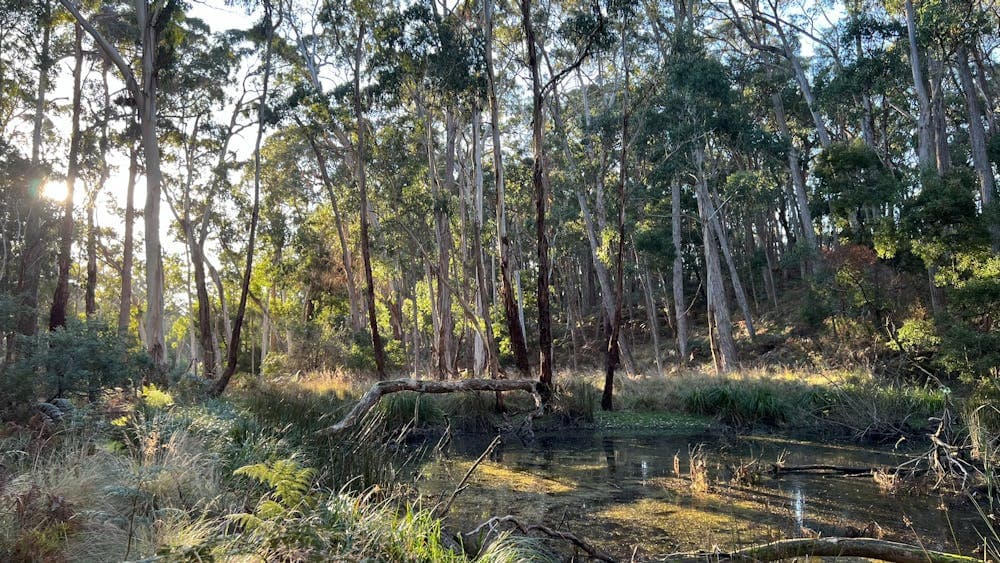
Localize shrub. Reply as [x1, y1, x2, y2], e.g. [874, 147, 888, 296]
[1, 320, 149, 420]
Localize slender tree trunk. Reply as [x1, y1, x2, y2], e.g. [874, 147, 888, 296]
[957, 45, 999, 251]
[138, 1, 167, 367]
[603, 24, 629, 410]
[695, 147, 737, 372]
[706, 187, 755, 338]
[190, 235, 215, 378]
[472, 105, 499, 380]
[118, 141, 138, 335]
[929, 56, 951, 175]
[13, 1, 52, 342]
[353, 21, 387, 379]
[215, 3, 275, 395]
[972, 45, 997, 135]
[671, 181, 689, 363]
[431, 107, 457, 378]
[772, 93, 818, 258]
[85, 206, 96, 316]
[905, 0, 935, 172]
[49, 23, 84, 330]
[520, 0, 553, 399]
[639, 260, 663, 377]
[485, 1, 530, 378]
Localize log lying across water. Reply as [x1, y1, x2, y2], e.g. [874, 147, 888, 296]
[318, 377, 543, 435]
[669, 537, 979, 563]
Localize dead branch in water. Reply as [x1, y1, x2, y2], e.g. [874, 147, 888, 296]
[896, 408, 983, 492]
[317, 378, 543, 435]
[666, 537, 980, 563]
[769, 464, 875, 477]
[433, 434, 502, 518]
[460, 515, 615, 562]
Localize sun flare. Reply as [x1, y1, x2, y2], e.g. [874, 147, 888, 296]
[40, 180, 70, 203]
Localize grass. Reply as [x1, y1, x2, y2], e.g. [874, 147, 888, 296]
[0, 385, 556, 562]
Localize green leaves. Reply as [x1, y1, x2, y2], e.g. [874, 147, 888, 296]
[234, 458, 317, 508]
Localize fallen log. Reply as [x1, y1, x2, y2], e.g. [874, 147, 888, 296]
[667, 537, 980, 563]
[769, 464, 875, 476]
[318, 378, 543, 435]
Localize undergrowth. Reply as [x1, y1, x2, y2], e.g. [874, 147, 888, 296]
[0, 384, 549, 562]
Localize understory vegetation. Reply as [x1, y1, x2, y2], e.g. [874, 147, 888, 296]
[3, 353, 1000, 560]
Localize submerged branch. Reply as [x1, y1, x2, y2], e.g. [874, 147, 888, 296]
[461, 515, 615, 562]
[667, 537, 980, 563]
[318, 378, 543, 435]
[434, 434, 502, 519]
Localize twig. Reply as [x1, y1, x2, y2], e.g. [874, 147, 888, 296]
[461, 515, 616, 562]
[434, 434, 502, 518]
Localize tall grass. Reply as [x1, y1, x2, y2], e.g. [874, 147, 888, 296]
[1, 381, 561, 562]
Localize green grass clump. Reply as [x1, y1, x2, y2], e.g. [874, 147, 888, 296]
[381, 392, 446, 428]
[682, 381, 803, 427]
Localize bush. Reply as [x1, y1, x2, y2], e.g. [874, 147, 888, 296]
[1, 320, 149, 420]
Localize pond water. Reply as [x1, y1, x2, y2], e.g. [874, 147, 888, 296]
[415, 430, 989, 560]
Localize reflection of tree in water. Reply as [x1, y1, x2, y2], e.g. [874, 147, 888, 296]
[603, 437, 617, 476]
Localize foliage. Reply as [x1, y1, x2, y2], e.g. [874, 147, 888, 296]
[1, 320, 149, 420]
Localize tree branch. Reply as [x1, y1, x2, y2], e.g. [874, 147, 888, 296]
[57, 0, 139, 96]
[667, 537, 980, 563]
[318, 378, 543, 435]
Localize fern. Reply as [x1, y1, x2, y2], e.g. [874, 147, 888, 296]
[234, 458, 316, 508]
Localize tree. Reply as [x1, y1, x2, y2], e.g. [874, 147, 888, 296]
[58, 0, 184, 367]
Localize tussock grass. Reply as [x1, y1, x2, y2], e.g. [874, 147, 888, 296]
[0, 384, 552, 562]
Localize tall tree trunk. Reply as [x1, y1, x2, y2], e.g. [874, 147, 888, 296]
[929, 56, 951, 175]
[137, 1, 167, 367]
[85, 206, 96, 316]
[13, 0, 52, 342]
[118, 141, 138, 334]
[472, 104, 500, 380]
[484, 0, 530, 378]
[972, 45, 997, 135]
[695, 147, 737, 372]
[431, 107, 457, 378]
[603, 23, 629, 410]
[49, 23, 84, 330]
[671, 181, 690, 363]
[87, 62, 112, 319]
[772, 93, 818, 258]
[190, 234, 215, 378]
[353, 21, 387, 379]
[905, 0, 935, 172]
[638, 259, 663, 377]
[520, 0, 553, 399]
[215, 3, 275, 395]
[957, 45, 999, 251]
[707, 187, 755, 338]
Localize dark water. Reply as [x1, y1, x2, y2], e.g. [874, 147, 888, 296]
[415, 430, 989, 559]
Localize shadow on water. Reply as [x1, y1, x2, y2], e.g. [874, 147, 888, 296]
[415, 430, 988, 559]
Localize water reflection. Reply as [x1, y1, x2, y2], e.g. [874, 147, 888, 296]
[418, 431, 985, 559]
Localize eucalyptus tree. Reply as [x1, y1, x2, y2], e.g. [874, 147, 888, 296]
[58, 0, 187, 367]
[483, 0, 531, 377]
[215, 0, 281, 395]
[10, 0, 55, 344]
[519, 0, 604, 397]
[159, 17, 247, 378]
[48, 20, 85, 329]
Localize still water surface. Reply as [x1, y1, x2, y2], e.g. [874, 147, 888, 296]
[416, 430, 987, 559]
